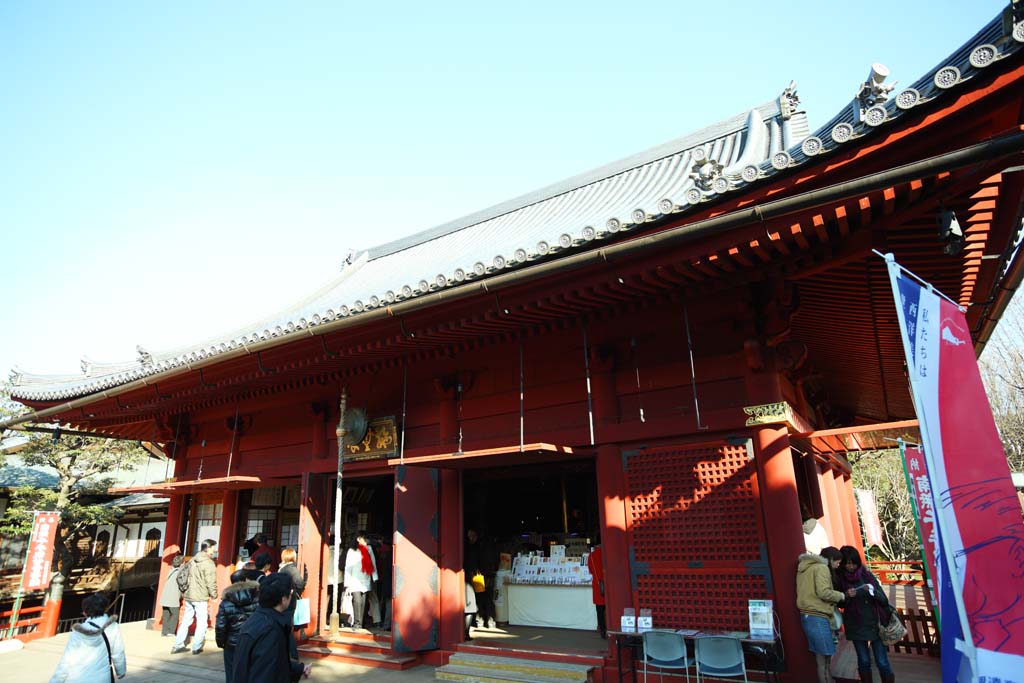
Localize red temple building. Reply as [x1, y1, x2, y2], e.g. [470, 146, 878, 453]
[5, 6, 1024, 680]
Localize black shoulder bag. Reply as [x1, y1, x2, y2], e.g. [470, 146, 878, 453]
[89, 619, 117, 683]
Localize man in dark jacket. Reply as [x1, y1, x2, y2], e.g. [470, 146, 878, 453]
[231, 573, 312, 683]
[216, 569, 261, 683]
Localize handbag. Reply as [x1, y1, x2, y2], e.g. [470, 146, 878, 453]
[471, 572, 486, 593]
[831, 608, 843, 630]
[340, 590, 354, 618]
[880, 608, 908, 645]
[830, 633, 859, 680]
[292, 598, 310, 626]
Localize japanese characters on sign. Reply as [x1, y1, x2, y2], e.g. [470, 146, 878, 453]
[343, 417, 398, 461]
[901, 446, 939, 607]
[24, 511, 59, 591]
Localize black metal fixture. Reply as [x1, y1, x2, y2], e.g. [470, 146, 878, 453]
[937, 208, 966, 255]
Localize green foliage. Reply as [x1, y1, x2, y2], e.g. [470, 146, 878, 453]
[0, 487, 123, 538]
[0, 411, 149, 574]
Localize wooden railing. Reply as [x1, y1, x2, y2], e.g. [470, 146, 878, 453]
[891, 608, 940, 656]
[869, 561, 939, 656]
[0, 600, 57, 642]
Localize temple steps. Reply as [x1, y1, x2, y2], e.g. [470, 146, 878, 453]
[297, 632, 420, 670]
[435, 652, 595, 683]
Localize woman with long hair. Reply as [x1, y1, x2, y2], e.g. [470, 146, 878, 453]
[343, 531, 378, 629]
[836, 546, 895, 683]
[796, 546, 845, 683]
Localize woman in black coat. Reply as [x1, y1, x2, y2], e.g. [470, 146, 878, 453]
[216, 568, 262, 683]
[836, 546, 896, 683]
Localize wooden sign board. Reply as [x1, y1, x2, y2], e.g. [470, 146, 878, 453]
[344, 417, 398, 461]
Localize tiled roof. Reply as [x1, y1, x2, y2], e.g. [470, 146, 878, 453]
[10, 10, 1023, 403]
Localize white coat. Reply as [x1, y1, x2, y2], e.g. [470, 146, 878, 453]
[343, 545, 378, 593]
[49, 614, 126, 683]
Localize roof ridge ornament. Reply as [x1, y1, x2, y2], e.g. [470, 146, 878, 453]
[137, 346, 153, 368]
[80, 358, 92, 376]
[8, 367, 22, 385]
[779, 81, 801, 121]
[855, 63, 895, 125]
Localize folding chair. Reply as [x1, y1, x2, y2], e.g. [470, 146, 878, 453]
[641, 629, 691, 683]
[694, 636, 748, 682]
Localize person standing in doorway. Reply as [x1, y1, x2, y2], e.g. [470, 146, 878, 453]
[587, 539, 606, 639]
[464, 528, 497, 629]
[172, 539, 219, 655]
[343, 532, 377, 630]
[159, 555, 184, 636]
[254, 533, 281, 572]
[279, 547, 307, 657]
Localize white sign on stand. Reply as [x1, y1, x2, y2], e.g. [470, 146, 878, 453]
[637, 608, 653, 633]
[748, 599, 773, 640]
[621, 607, 636, 633]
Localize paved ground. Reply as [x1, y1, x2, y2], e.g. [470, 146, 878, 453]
[3, 622, 437, 683]
[3, 620, 942, 683]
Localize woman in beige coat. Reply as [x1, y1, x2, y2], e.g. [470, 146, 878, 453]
[796, 546, 844, 683]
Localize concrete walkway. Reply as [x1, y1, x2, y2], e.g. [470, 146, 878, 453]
[3, 622, 437, 683]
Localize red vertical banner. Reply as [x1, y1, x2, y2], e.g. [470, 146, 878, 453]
[854, 488, 885, 548]
[24, 512, 59, 591]
[900, 446, 939, 608]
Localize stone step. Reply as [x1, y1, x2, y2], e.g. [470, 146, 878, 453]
[297, 644, 419, 670]
[304, 633, 393, 653]
[435, 663, 592, 683]
[435, 652, 593, 683]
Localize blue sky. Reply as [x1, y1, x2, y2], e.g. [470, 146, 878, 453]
[0, 1, 1006, 377]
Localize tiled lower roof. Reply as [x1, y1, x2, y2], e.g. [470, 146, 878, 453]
[10, 11, 1023, 402]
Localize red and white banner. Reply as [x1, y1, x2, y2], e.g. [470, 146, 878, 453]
[24, 511, 59, 591]
[900, 446, 939, 607]
[887, 256, 1024, 681]
[854, 488, 885, 548]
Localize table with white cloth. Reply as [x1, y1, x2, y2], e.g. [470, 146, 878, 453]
[506, 583, 597, 630]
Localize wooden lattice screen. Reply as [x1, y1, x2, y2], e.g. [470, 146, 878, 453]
[625, 441, 770, 631]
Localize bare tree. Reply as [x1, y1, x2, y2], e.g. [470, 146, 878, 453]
[980, 293, 1024, 473]
[851, 449, 921, 561]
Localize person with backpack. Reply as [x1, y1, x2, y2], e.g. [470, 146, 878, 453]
[49, 592, 126, 682]
[216, 567, 262, 683]
[159, 555, 184, 636]
[172, 539, 219, 655]
[232, 572, 312, 683]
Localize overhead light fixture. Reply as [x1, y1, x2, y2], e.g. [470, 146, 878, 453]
[937, 209, 965, 256]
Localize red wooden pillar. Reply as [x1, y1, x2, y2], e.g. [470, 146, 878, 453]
[820, 464, 844, 546]
[841, 474, 865, 552]
[832, 469, 857, 549]
[752, 424, 816, 683]
[435, 381, 458, 448]
[215, 490, 241, 617]
[590, 342, 625, 646]
[298, 471, 326, 638]
[153, 451, 190, 627]
[438, 468, 463, 652]
[595, 444, 629, 641]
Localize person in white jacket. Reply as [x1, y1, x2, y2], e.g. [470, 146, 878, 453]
[343, 531, 377, 629]
[50, 593, 126, 683]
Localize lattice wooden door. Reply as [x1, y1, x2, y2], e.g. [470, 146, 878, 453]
[624, 441, 770, 631]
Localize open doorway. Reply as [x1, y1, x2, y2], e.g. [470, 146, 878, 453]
[324, 474, 395, 634]
[463, 458, 601, 646]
